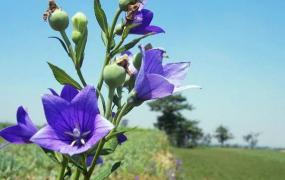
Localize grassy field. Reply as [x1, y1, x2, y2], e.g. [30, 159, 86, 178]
[173, 147, 285, 180]
[2, 126, 285, 180]
[0, 129, 177, 179]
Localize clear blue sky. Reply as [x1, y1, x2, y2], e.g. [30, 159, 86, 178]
[0, 0, 284, 147]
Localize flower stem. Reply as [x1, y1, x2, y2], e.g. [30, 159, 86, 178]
[73, 168, 81, 180]
[96, 8, 123, 95]
[84, 140, 105, 180]
[105, 87, 115, 119]
[57, 156, 68, 180]
[85, 103, 130, 180]
[60, 31, 76, 65]
[76, 68, 87, 87]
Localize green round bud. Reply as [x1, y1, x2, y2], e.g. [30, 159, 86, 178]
[119, 0, 136, 11]
[72, 31, 82, 44]
[48, 9, 69, 31]
[72, 12, 88, 33]
[133, 52, 142, 70]
[103, 64, 127, 88]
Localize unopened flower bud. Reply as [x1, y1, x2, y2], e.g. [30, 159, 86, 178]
[133, 52, 142, 70]
[72, 12, 88, 33]
[48, 9, 69, 31]
[72, 31, 82, 44]
[119, 0, 137, 11]
[103, 64, 127, 88]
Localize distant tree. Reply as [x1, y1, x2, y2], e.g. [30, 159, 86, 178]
[201, 133, 212, 146]
[214, 125, 233, 146]
[120, 119, 129, 127]
[148, 94, 203, 147]
[243, 133, 260, 149]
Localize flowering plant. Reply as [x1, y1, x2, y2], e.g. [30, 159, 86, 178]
[0, 0, 199, 179]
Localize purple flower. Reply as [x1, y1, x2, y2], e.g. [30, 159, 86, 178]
[134, 47, 200, 101]
[31, 86, 114, 156]
[117, 133, 128, 145]
[128, 9, 165, 35]
[0, 106, 37, 144]
[86, 155, 103, 167]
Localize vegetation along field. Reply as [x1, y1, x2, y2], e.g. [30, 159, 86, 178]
[1, 124, 285, 180]
[173, 147, 285, 180]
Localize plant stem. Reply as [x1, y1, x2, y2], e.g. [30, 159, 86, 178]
[57, 157, 68, 180]
[96, 9, 123, 95]
[96, 52, 110, 95]
[85, 103, 130, 180]
[76, 68, 87, 87]
[108, 8, 123, 44]
[84, 140, 105, 180]
[73, 168, 81, 180]
[105, 87, 115, 119]
[60, 31, 76, 65]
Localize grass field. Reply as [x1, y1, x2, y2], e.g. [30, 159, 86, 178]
[0, 129, 177, 179]
[2, 126, 285, 180]
[173, 147, 285, 180]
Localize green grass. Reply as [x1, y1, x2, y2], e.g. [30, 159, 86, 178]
[173, 147, 285, 180]
[0, 129, 176, 179]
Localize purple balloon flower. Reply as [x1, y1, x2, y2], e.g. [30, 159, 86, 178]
[129, 9, 165, 35]
[0, 106, 37, 144]
[134, 47, 200, 101]
[31, 85, 114, 156]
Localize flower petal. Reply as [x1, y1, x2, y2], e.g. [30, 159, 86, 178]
[42, 94, 72, 134]
[48, 88, 59, 96]
[143, 25, 165, 34]
[60, 85, 79, 102]
[17, 106, 37, 132]
[130, 9, 164, 35]
[117, 134, 127, 145]
[32, 115, 113, 156]
[163, 62, 190, 87]
[0, 125, 33, 144]
[173, 85, 202, 93]
[135, 73, 174, 100]
[30, 125, 73, 153]
[71, 86, 100, 133]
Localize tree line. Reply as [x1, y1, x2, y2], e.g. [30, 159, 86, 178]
[148, 94, 260, 149]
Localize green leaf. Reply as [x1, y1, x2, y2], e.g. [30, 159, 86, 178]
[111, 33, 154, 57]
[94, 0, 109, 34]
[48, 62, 82, 90]
[100, 138, 119, 155]
[94, 161, 122, 180]
[48, 36, 69, 55]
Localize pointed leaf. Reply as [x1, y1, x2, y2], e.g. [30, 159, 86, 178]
[94, 0, 108, 34]
[94, 161, 122, 180]
[48, 62, 82, 90]
[48, 36, 69, 55]
[111, 33, 154, 57]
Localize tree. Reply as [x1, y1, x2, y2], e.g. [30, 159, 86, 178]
[148, 94, 203, 147]
[201, 133, 212, 146]
[214, 125, 233, 146]
[243, 133, 260, 149]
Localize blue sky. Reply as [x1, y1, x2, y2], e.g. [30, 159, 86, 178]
[0, 0, 284, 147]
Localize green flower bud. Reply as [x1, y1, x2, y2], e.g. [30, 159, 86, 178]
[103, 64, 127, 88]
[48, 9, 69, 32]
[119, 0, 136, 11]
[72, 12, 88, 33]
[72, 31, 82, 44]
[133, 52, 142, 70]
